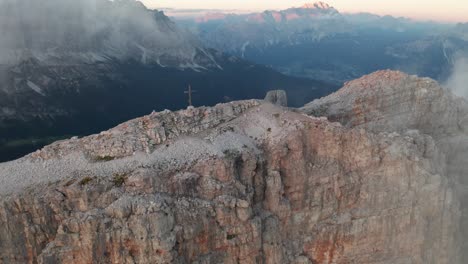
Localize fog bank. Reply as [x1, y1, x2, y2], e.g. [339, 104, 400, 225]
[446, 57, 468, 99]
[0, 0, 198, 64]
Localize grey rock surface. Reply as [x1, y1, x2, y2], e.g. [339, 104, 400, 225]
[302, 69, 468, 262]
[264, 90, 288, 107]
[0, 71, 466, 263]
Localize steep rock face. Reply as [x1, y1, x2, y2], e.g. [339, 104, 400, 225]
[0, 95, 461, 263]
[303, 69, 468, 262]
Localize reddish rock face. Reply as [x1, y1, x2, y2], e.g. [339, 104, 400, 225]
[302, 70, 468, 137]
[303, 70, 468, 263]
[0, 72, 466, 263]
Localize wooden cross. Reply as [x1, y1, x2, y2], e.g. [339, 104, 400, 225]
[184, 84, 197, 107]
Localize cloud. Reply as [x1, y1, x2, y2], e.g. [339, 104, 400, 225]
[446, 57, 468, 99]
[0, 0, 199, 65]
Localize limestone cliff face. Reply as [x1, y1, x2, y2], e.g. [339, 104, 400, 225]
[303, 70, 468, 262]
[0, 71, 466, 263]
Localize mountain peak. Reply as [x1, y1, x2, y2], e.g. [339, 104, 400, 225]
[302, 69, 468, 136]
[1, 71, 466, 263]
[301, 2, 332, 9]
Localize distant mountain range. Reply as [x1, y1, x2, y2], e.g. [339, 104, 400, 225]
[177, 2, 468, 84]
[0, 0, 336, 161]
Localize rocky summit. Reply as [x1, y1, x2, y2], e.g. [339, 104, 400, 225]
[0, 70, 467, 263]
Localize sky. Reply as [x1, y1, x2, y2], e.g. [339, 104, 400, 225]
[140, 0, 468, 22]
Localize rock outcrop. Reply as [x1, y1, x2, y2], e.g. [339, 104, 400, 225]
[0, 70, 466, 263]
[302, 70, 468, 136]
[264, 90, 288, 107]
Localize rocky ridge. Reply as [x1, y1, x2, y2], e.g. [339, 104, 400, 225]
[0, 70, 466, 263]
[302, 70, 468, 136]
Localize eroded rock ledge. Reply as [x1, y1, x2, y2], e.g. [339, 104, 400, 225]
[0, 71, 466, 263]
[30, 100, 261, 161]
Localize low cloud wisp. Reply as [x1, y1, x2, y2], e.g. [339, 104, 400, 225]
[446, 57, 468, 99]
[0, 0, 198, 65]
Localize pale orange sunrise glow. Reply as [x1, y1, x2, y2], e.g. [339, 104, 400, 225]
[142, 0, 468, 22]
